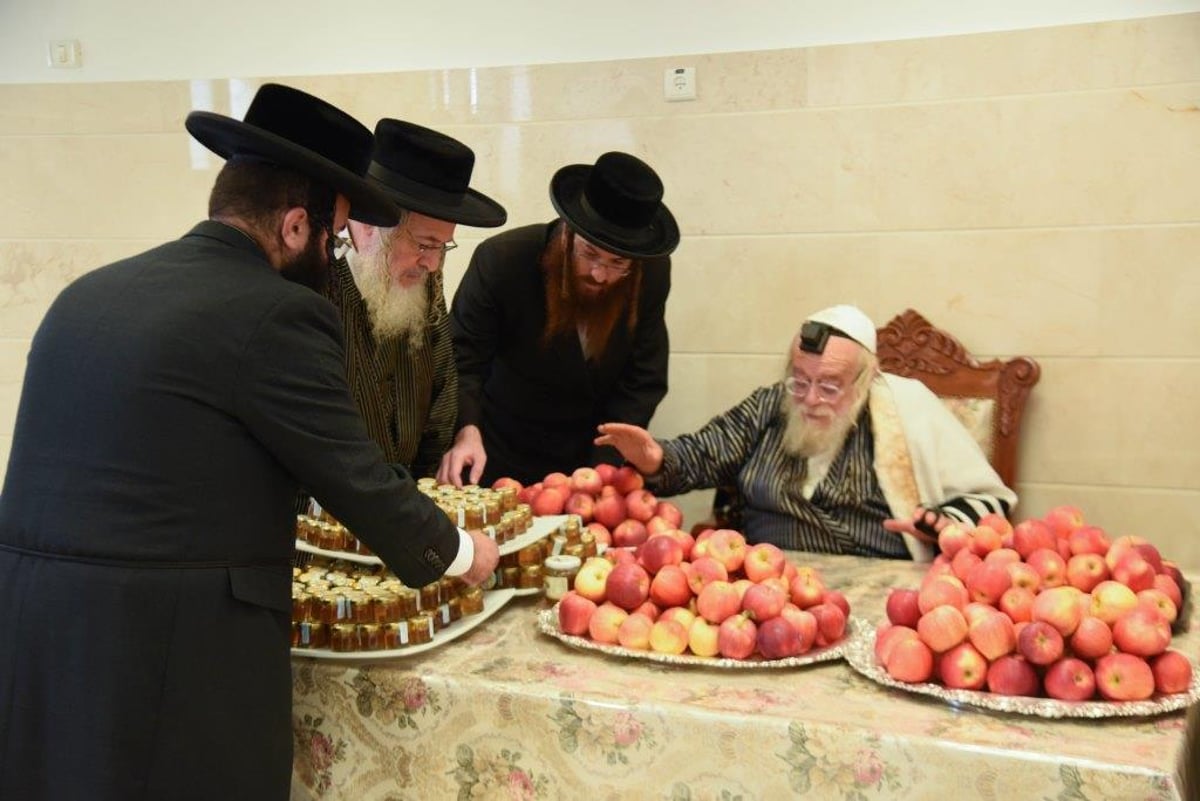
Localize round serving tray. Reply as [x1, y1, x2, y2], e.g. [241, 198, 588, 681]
[843, 622, 1200, 719]
[536, 604, 860, 669]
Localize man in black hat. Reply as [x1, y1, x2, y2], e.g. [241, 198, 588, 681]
[0, 84, 498, 801]
[437, 151, 679, 487]
[329, 119, 506, 478]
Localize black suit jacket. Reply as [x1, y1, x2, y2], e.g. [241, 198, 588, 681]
[0, 221, 460, 800]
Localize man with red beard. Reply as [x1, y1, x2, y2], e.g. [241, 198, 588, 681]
[438, 152, 678, 487]
[329, 119, 506, 479]
[595, 305, 1015, 560]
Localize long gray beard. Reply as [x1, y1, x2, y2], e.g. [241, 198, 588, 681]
[779, 389, 866, 459]
[346, 248, 429, 347]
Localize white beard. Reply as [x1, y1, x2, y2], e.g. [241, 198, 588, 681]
[346, 247, 429, 346]
[779, 389, 866, 459]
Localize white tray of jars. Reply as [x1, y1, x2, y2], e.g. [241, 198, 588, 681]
[294, 514, 567, 565]
[291, 588, 514, 660]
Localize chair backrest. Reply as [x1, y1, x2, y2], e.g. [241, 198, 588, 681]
[875, 308, 1040, 488]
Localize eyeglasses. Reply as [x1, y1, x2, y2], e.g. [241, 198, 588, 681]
[397, 225, 457, 256]
[784, 375, 849, 403]
[574, 241, 633, 278]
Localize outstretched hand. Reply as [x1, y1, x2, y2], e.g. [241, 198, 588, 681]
[882, 506, 950, 546]
[593, 422, 664, 476]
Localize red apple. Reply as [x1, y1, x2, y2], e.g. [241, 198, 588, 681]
[616, 612, 654, 650]
[644, 515, 675, 538]
[717, 614, 758, 660]
[1090, 580, 1139, 625]
[1095, 652, 1155, 701]
[648, 618, 689, 655]
[983, 547, 1021, 567]
[965, 561, 1013, 606]
[951, 547, 983, 582]
[1069, 615, 1114, 660]
[1017, 620, 1064, 666]
[1135, 588, 1178, 625]
[741, 582, 787, 622]
[788, 570, 827, 610]
[1065, 552, 1109, 593]
[967, 610, 1017, 661]
[696, 580, 742, 624]
[1031, 585, 1084, 637]
[939, 642, 989, 690]
[557, 591, 598, 636]
[657, 605, 693, 630]
[780, 605, 818, 653]
[1011, 518, 1056, 559]
[1006, 562, 1041, 593]
[530, 486, 566, 516]
[491, 476, 523, 492]
[917, 575, 969, 614]
[611, 519, 649, 549]
[611, 465, 644, 494]
[587, 602, 628, 644]
[1112, 608, 1171, 657]
[969, 525, 1002, 556]
[809, 602, 847, 647]
[1044, 657, 1097, 701]
[624, 489, 658, 523]
[653, 501, 684, 529]
[1043, 505, 1085, 539]
[572, 557, 613, 603]
[594, 462, 618, 486]
[1152, 573, 1183, 611]
[585, 521, 612, 548]
[592, 494, 627, 529]
[917, 605, 968, 653]
[631, 600, 660, 621]
[649, 564, 693, 608]
[743, 542, 788, 582]
[569, 466, 603, 495]
[1026, 548, 1067, 589]
[886, 588, 922, 628]
[937, 522, 971, 558]
[977, 513, 1014, 541]
[1067, 525, 1110, 556]
[563, 491, 595, 523]
[699, 529, 747, 573]
[637, 534, 684, 574]
[515, 481, 542, 506]
[684, 556, 728, 594]
[1111, 552, 1156, 593]
[542, 471, 571, 492]
[822, 589, 851, 619]
[1150, 650, 1194, 695]
[986, 654, 1041, 696]
[687, 617, 720, 657]
[757, 616, 803, 659]
[604, 563, 651, 611]
[886, 636, 935, 683]
[998, 586, 1036, 623]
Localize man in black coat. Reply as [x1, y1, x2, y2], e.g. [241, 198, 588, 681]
[437, 152, 679, 487]
[0, 84, 498, 801]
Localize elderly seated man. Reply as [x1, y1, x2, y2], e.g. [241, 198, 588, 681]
[594, 304, 1015, 561]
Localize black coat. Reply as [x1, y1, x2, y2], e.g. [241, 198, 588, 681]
[0, 221, 461, 801]
[450, 222, 670, 485]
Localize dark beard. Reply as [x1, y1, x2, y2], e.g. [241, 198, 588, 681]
[540, 226, 639, 358]
[279, 228, 331, 292]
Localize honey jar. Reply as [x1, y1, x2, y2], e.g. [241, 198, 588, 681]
[542, 555, 581, 602]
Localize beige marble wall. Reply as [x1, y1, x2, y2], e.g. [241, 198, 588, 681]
[1, 14, 1197, 567]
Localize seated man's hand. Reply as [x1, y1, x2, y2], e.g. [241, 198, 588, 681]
[459, 529, 500, 586]
[437, 425, 486, 488]
[882, 506, 950, 546]
[594, 422, 664, 476]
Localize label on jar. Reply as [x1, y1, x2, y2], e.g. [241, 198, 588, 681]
[544, 575, 569, 601]
[398, 620, 409, 645]
[440, 603, 450, 626]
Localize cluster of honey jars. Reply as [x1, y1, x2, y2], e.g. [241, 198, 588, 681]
[490, 515, 600, 593]
[291, 558, 485, 653]
[416, 478, 532, 544]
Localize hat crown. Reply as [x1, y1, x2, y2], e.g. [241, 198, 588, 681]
[371, 119, 476, 196]
[582, 152, 664, 230]
[805, 305, 877, 353]
[239, 84, 373, 176]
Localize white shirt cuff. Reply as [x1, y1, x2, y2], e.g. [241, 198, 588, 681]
[443, 528, 474, 576]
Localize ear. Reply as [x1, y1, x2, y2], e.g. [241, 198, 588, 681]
[346, 220, 373, 252]
[279, 207, 311, 253]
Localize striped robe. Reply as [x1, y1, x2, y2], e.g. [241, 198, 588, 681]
[323, 256, 457, 478]
[652, 374, 1015, 561]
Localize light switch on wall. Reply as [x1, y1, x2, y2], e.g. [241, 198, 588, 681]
[48, 40, 82, 69]
[664, 67, 697, 102]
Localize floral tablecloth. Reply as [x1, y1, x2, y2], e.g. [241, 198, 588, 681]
[290, 553, 1199, 801]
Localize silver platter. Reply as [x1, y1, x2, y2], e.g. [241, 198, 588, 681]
[843, 622, 1200, 719]
[536, 604, 858, 669]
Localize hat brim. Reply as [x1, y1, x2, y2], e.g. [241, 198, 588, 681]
[185, 111, 400, 228]
[366, 174, 507, 228]
[549, 165, 679, 259]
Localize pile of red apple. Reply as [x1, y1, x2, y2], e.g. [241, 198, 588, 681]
[555, 527, 852, 661]
[874, 506, 1194, 703]
[494, 464, 685, 549]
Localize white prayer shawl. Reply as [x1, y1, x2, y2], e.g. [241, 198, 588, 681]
[869, 373, 1017, 562]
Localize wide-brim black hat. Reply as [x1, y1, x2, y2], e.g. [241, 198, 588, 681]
[362, 119, 506, 228]
[549, 151, 679, 259]
[185, 83, 399, 228]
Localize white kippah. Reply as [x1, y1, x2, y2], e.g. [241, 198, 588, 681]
[805, 304, 876, 354]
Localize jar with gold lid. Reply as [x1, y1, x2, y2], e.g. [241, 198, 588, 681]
[518, 563, 543, 591]
[408, 613, 434, 645]
[459, 586, 485, 615]
[542, 555, 581, 602]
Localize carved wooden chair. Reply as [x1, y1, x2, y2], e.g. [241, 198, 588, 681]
[694, 309, 1040, 533]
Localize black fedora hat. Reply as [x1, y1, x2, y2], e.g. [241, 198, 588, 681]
[362, 119, 507, 228]
[185, 83, 399, 228]
[549, 152, 679, 259]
